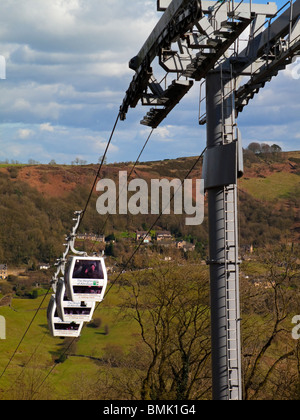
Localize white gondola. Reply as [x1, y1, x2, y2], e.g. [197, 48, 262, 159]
[65, 256, 107, 303]
[47, 295, 84, 338]
[55, 278, 95, 322]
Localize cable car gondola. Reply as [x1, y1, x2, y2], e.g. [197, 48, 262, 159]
[65, 256, 107, 303]
[47, 295, 84, 338]
[55, 278, 95, 323]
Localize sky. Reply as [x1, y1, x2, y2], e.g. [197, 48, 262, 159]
[0, 0, 299, 165]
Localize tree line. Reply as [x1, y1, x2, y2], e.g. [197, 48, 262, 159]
[246, 142, 282, 154]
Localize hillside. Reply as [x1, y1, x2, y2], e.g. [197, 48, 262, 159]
[0, 151, 299, 401]
[0, 150, 299, 267]
[239, 150, 300, 244]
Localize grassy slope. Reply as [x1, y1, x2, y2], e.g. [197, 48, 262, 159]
[239, 171, 299, 201]
[0, 284, 140, 398]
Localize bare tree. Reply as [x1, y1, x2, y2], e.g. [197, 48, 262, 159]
[122, 260, 212, 400]
[242, 245, 300, 400]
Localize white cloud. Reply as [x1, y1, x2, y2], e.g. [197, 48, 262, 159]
[0, 0, 298, 165]
[283, 57, 300, 80]
[153, 126, 174, 142]
[18, 128, 33, 139]
[40, 123, 54, 132]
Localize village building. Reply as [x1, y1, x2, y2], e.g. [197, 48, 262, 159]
[136, 231, 152, 243]
[39, 263, 51, 270]
[156, 231, 172, 241]
[176, 240, 196, 252]
[77, 233, 105, 242]
[0, 264, 8, 280]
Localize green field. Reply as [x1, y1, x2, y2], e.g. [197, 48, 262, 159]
[239, 171, 300, 201]
[0, 283, 140, 399]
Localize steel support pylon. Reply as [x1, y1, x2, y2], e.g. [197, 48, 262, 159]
[120, 0, 300, 401]
[205, 69, 242, 400]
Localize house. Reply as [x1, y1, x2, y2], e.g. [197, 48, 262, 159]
[77, 233, 105, 242]
[241, 244, 254, 254]
[39, 263, 51, 270]
[176, 241, 195, 252]
[155, 231, 175, 248]
[136, 231, 152, 243]
[182, 243, 195, 252]
[156, 231, 172, 241]
[0, 264, 8, 280]
[176, 240, 186, 249]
